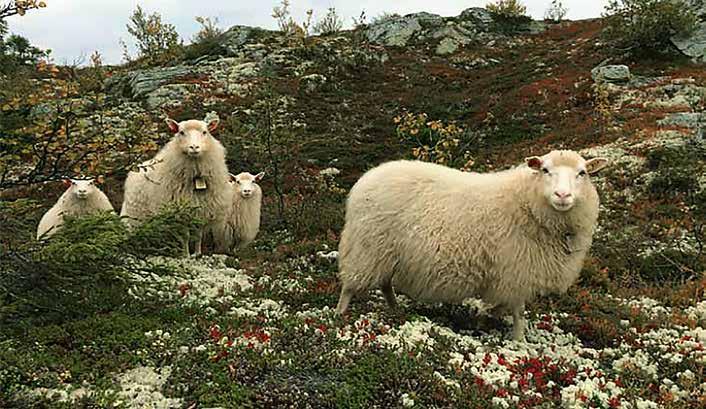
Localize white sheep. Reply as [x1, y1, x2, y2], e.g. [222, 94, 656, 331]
[37, 178, 114, 240]
[120, 117, 230, 256]
[335, 150, 608, 341]
[215, 171, 264, 254]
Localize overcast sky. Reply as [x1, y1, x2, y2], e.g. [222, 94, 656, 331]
[6, 0, 609, 65]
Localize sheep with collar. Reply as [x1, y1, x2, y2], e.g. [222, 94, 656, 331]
[120, 117, 230, 256]
[335, 150, 608, 341]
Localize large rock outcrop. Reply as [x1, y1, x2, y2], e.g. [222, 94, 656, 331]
[671, 0, 706, 61]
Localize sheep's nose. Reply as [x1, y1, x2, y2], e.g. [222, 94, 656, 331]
[189, 145, 201, 152]
[554, 191, 572, 199]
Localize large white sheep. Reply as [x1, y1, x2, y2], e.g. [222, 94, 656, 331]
[335, 150, 608, 341]
[120, 117, 230, 256]
[215, 171, 265, 254]
[37, 178, 114, 240]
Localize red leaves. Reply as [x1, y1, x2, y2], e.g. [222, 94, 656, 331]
[209, 325, 222, 342]
[242, 328, 271, 345]
[559, 369, 577, 384]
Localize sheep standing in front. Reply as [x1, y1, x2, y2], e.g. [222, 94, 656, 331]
[336, 150, 608, 341]
[120, 117, 230, 256]
[37, 178, 114, 240]
[216, 171, 264, 254]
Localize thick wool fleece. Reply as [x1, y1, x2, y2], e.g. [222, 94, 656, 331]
[218, 183, 262, 253]
[37, 185, 114, 239]
[120, 122, 230, 236]
[337, 151, 600, 338]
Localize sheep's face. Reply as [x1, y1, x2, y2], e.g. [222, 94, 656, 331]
[230, 172, 264, 199]
[166, 118, 219, 158]
[525, 150, 608, 212]
[63, 178, 98, 200]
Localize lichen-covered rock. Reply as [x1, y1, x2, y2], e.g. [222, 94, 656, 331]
[591, 65, 631, 83]
[433, 26, 476, 55]
[105, 66, 194, 100]
[458, 7, 495, 28]
[365, 13, 441, 47]
[218, 25, 273, 56]
[671, 0, 706, 61]
[436, 38, 460, 55]
[145, 83, 198, 110]
[657, 112, 706, 128]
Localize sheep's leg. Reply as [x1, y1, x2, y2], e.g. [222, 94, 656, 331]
[511, 302, 527, 342]
[193, 230, 203, 257]
[381, 281, 397, 310]
[336, 284, 356, 315]
[182, 232, 191, 258]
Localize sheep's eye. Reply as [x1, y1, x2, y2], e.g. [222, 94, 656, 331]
[202, 131, 207, 135]
[178, 131, 184, 136]
[541, 168, 550, 174]
[578, 170, 587, 177]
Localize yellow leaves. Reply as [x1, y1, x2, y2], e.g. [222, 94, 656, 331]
[13, 0, 46, 15]
[396, 111, 470, 169]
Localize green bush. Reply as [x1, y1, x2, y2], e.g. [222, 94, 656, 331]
[122, 5, 183, 65]
[486, 0, 528, 18]
[646, 145, 702, 196]
[313, 7, 344, 35]
[128, 201, 205, 258]
[0, 201, 203, 327]
[602, 0, 698, 52]
[486, 0, 533, 34]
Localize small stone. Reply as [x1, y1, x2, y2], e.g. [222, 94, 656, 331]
[436, 38, 459, 55]
[591, 65, 631, 83]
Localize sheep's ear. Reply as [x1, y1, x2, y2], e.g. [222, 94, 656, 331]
[62, 179, 72, 188]
[228, 173, 238, 183]
[254, 172, 265, 182]
[524, 156, 543, 170]
[207, 118, 219, 133]
[585, 157, 609, 175]
[165, 118, 179, 133]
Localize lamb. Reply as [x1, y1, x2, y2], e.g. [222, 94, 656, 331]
[335, 150, 608, 341]
[120, 117, 230, 256]
[37, 178, 114, 240]
[215, 171, 265, 254]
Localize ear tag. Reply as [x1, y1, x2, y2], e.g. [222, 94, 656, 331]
[194, 177, 208, 190]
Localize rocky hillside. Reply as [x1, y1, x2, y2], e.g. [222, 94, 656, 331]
[1, 6, 706, 408]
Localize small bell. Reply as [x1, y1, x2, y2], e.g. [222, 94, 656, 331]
[194, 177, 208, 190]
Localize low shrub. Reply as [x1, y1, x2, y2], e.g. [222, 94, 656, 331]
[602, 0, 697, 53]
[0, 201, 203, 327]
